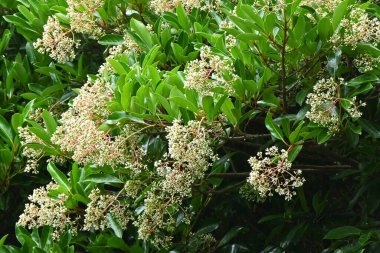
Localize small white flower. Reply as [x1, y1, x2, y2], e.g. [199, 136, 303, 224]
[247, 146, 305, 201]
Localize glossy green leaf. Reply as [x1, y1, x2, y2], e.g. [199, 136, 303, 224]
[265, 113, 286, 143]
[47, 163, 71, 194]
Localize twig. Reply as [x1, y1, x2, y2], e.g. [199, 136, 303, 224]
[207, 164, 353, 178]
[205, 181, 245, 195]
[225, 133, 272, 141]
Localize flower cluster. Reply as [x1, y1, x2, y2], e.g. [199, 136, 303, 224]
[184, 46, 237, 96]
[34, 16, 79, 63]
[67, 0, 104, 38]
[157, 120, 219, 197]
[51, 110, 131, 167]
[247, 146, 305, 201]
[136, 120, 220, 247]
[83, 188, 130, 231]
[52, 65, 145, 168]
[18, 127, 44, 174]
[135, 184, 182, 248]
[305, 78, 341, 132]
[149, 0, 223, 14]
[225, 34, 238, 51]
[305, 78, 365, 132]
[72, 78, 112, 119]
[354, 54, 380, 73]
[331, 8, 380, 49]
[345, 96, 367, 118]
[188, 233, 217, 252]
[17, 182, 75, 239]
[98, 34, 141, 76]
[301, 0, 342, 17]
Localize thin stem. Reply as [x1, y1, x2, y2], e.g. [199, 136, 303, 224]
[225, 133, 272, 141]
[205, 181, 245, 195]
[207, 164, 353, 178]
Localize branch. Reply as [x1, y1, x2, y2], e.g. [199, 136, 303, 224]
[207, 164, 354, 178]
[205, 181, 245, 195]
[225, 133, 272, 141]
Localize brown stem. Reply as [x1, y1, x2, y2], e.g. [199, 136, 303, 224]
[207, 164, 353, 178]
[205, 181, 245, 195]
[225, 133, 272, 141]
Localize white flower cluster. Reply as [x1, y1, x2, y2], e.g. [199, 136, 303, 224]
[72, 78, 112, 119]
[345, 96, 367, 118]
[149, 0, 223, 14]
[225, 34, 237, 51]
[301, 0, 342, 17]
[135, 184, 180, 248]
[17, 182, 75, 239]
[34, 16, 79, 63]
[185, 46, 237, 96]
[18, 127, 44, 174]
[305, 78, 341, 133]
[52, 69, 144, 168]
[35, 0, 104, 63]
[83, 188, 130, 231]
[331, 8, 380, 49]
[354, 54, 380, 73]
[157, 120, 218, 197]
[136, 120, 220, 247]
[306, 78, 365, 133]
[98, 34, 141, 76]
[247, 146, 305, 201]
[67, 0, 104, 38]
[51, 110, 131, 167]
[189, 233, 217, 252]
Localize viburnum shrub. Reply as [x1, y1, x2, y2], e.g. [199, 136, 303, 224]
[0, 0, 380, 252]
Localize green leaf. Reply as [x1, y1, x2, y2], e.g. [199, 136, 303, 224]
[358, 119, 380, 138]
[83, 174, 123, 184]
[332, 0, 349, 30]
[237, 4, 265, 31]
[289, 123, 304, 144]
[229, 16, 254, 33]
[324, 226, 361, 240]
[106, 111, 146, 125]
[196, 224, 219, 235]
[98, 34, 124, 46]
[108, 58, 127, 75]
[317, 130, 332, 144]
[106, 213, 123, 238]
[40, 226, 52, 249]
[130, 18, 153, 49]
[293, 16, 305, 40]
[176, 3, 190, 32]
[0, 29, 12, 55]
[265, 113, 286, 143]
[347, 74, 379, 87]
[288, 145, 303, 162]
[217, 227, 244, 248]
[169, 96, 198, 113]
[202, 96, 214, 121]
[47, 163, 71, 194]
[0, 115, 13, 146]
[221, 99, 237, 125]
[41, 110, 57, 134]
[318, 17, 332, 41]
[28, 126, 51, 144]
[0, 234, 8, 247]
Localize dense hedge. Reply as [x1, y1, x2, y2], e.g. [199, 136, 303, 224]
[0, 0, 380, 252]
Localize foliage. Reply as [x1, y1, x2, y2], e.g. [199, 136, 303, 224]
[0, 0, 379, 252]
